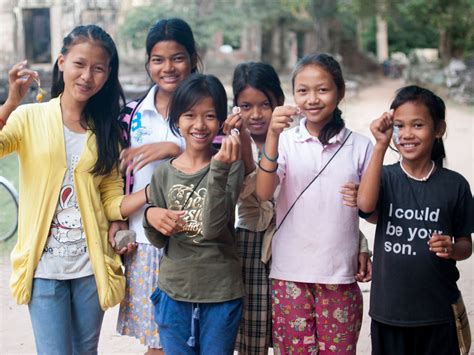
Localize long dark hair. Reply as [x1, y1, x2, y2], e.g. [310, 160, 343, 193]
[292, 53, 345, 145]
[51, 25, 125, 176]
[145, 18, 201, 74]
[168, 73, 227, 137]
[232, 62, 285, 108]
[390, 85, 446, 167]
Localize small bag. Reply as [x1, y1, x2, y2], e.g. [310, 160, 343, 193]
[452, 294, 471, 355]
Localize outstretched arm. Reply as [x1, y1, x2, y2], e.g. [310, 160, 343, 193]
[255, 106, 297, 201]
[358, 110, 394, 215]
[119, 186, 148, 217]
[120, 142, 181, 175]
[0, 61, 38, 129]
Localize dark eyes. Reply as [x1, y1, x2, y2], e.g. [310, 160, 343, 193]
[73, 62, 105, 72]
[238, 102, 271, 110]
[394, 123, 425, 128]
[151, 56, 186, 64]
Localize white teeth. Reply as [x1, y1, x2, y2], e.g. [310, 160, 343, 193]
[403, 144, 415, 148]
[191, 133, 208, 139]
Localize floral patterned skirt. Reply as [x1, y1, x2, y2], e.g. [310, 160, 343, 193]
[116, 243, 163, 348]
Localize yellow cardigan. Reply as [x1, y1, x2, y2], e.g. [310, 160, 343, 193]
[0, 97, 126, 310]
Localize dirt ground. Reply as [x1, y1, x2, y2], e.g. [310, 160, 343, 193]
[0, 77, 472, 354]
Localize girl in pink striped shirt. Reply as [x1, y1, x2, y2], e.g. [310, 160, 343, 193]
[256, 53, 373, 354]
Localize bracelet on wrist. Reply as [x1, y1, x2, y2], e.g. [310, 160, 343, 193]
[261, 144, 279, 162]
[144, 205, 153, 225]
[145, 184, 151, 204]
[258, 160, 278, 174]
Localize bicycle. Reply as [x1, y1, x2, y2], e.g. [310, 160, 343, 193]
[0, 176, 19, 241]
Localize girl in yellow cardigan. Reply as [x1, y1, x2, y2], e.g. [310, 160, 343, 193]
[0, 25, 145, 354]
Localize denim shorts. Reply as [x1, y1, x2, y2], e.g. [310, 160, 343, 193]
[151, 287, 243, 354]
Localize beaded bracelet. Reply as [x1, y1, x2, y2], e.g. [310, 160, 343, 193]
[258, 160, 278, 174]
[261, 144, 279, 162]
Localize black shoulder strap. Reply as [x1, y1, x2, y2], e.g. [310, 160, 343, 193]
[275, 131, 353, 233]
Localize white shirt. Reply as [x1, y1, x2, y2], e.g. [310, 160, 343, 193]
[128, 86, 185, 244]
[35, 126, 91, 279]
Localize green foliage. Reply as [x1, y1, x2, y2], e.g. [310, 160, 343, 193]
[402, 0, 474, 54]
[349, 0, 474, 58]
[118, 0, 473, 61]
[119, 1, 246, 52]
[388, 2, 438, 53]
[118, 0, 307, 53]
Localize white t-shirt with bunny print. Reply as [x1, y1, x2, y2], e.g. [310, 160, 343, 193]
[35, 126, 92, 280]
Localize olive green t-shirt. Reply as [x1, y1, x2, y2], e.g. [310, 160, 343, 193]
[144, 158, 245, 302]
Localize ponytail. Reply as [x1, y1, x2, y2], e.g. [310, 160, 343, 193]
[319, 107, 345, 145]
[432, 138, 446, 168]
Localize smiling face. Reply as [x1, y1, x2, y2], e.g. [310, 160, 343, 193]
[236, 86, 274, 142]
[178, 96, 219, 153]
[58, 40, 110, 105]
[393, 101, 444, 165]
[147, 40, 193, 96]
[293, 64, 342, 136]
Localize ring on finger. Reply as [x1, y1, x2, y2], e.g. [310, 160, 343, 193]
[444, 247, 448, 253]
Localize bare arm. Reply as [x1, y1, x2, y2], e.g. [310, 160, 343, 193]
[119, 186, 147, 217]
[357, 111, 394, 214]
[255, 106, 297, 201]
[120, 142, 181, 175]
[0, 61, 38, 129]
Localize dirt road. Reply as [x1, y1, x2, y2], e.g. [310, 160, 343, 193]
[1, 78, 472, 354]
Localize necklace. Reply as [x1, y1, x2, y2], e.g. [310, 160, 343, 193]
[400, 160, 435, 182]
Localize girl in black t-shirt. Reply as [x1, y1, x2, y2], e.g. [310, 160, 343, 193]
[358, 85, 472, 355]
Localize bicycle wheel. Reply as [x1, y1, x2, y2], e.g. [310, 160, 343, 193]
[0, 177, 19, 241]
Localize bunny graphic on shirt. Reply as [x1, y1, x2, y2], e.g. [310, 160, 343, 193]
[50, 185, 83, 245]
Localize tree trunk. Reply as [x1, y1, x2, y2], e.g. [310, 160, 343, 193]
[438, 28, 452, 64]
[356, 19, 364, 52]
[306, 0, 339, 54]
[376, 14, 388, 62]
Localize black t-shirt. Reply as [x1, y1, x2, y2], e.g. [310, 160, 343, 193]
[370, 163, 472, 327]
